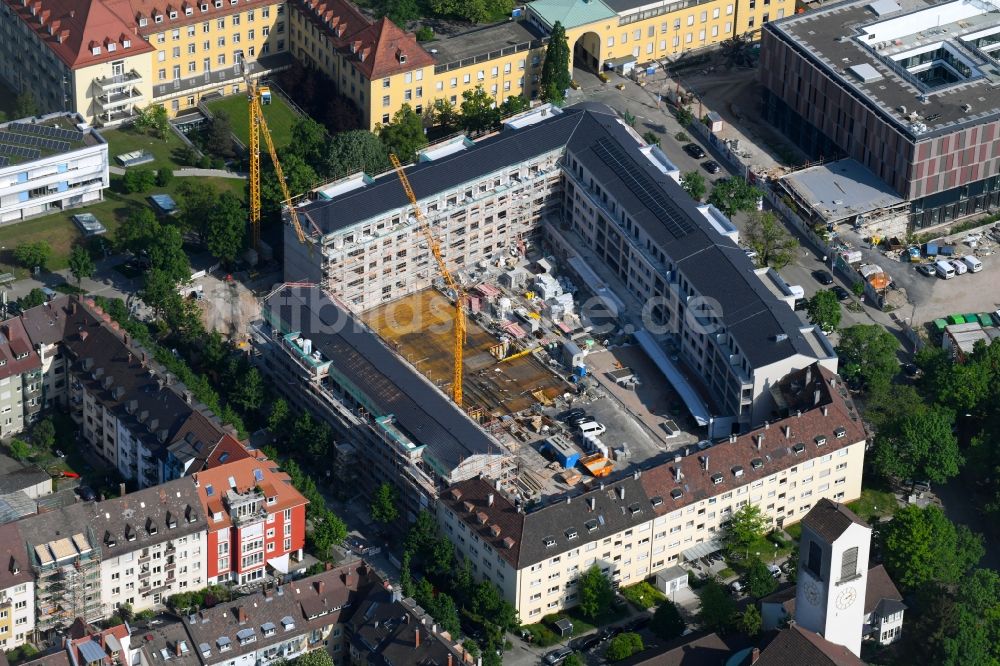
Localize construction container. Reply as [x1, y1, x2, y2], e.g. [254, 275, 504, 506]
[934, 318, 948, 331]
[545, 434, 580, 469]
[580, 453, 614, 477]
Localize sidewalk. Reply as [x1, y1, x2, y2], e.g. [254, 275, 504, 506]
[109, 165, 247, 179]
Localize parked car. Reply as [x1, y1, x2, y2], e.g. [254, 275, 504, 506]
[76, 486, 97, 502]
[544, 647, 574, 665]
[916, 263, 937, 277]
[767, 563, 782, 578]
[702, 160, 721, 174]
[730, 580, 744, 595]
[626, 615, 651, 632]
[559, 408, 586, 422]
[572, 634, 602, 652]
[812, 269, 834, 285]
[567, 413, 592, 426]
[684, 143, 707, 159]
[832, 286, 851, 301]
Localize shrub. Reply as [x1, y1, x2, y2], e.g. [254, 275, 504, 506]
[606, 632, 643, 661]
[675, 131, 689, 141]
[122, 168, 155, 193]
[415, 26, 434, 41]
[197, 155, 213, 169]
[156, 167, 174, 187]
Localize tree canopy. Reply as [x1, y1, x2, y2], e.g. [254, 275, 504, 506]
[650, 600, 685, 640]
[323, 130, 391, 179]
[606, 633, 643, 661]
[370, 482, 399, 525]
[68, 246, 95, 285]
[724, 504, 769, 557]
[835, 324, 899, 391]
[204, 191, 247, 264]
[540, 22, 571, 103]
[14, 241, 51, 270]
[742, 210, 798, 268]
[697, 580, 737, 633]
[882, 504, 984, 591]
[681, 171, 707, 201]
[871, 404, 962, 485]
[708, 176, 762, 218]
[578, 565, 614, 619]
[806, 289, 841, 332]
[460, 86, 501, 135]
[744, 557, 778, 598]
[379, 104, 427, 162]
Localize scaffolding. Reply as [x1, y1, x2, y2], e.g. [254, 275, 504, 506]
[30, 528, 102, 633]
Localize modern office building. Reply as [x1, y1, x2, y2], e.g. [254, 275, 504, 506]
[254, 284, 512, 509]
[0, 0, 291, 125]
[761, 0, 1000, 229]
[0, 113, 108, 224]
[437, 363, 866, 619]
[286, 103, 835, 434]
[193, 458, 308, 587]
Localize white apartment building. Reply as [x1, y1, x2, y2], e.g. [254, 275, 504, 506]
[0, 113, 108, 224]
[437, 363, 867, 619]
[0, 523, 34, 650]
[287, 103, 835, 434]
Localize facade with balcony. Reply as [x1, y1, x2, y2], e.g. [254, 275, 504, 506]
[92, 70, 145, 127]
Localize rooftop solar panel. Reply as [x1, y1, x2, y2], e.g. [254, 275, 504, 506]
[592, 137, 694, 240]
[10, 123, 84, 142]
[0, 157, 8, 168]
[0, 144, 41, 160]
[0, 131, 71, 153]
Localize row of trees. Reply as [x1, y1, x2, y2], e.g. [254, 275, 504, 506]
[400, 511, 519, 666]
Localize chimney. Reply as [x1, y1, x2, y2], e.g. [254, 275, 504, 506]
[796, 410, 802, 418]
[633, 469, 640, 480]
[751, 647, 760, 664]
[587, 497, 595, 512]
[701, 455, 709, 471]
[822, 405, 829, 416]
[813, 389, 821, 406]
[616, 486, 625, 501]
[124, 332, 129, 345]
[764, 422, 770, 429]
[805, 366, 812, 386]
[80, 330, 88, 342]
[755, 434, 763, 450]
[315, 580, 325, 594]
[673, 466, 681, 483]
[237, 607, 247, 624]
[174, 642, 182, 657]
[783, 425, 791, 439]
[448, 654, 453, 666]
[119, 482, 126, 497]
[566, 496, 571, 504]
[487, 493, 494, 507]
[415, 629, 421, 648]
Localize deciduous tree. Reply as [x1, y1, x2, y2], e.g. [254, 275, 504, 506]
[204, 191, 247, 265]
[806, 289, 841, 332]
[68, 245, 95, 285]
[836, 324, 899, 391]
[370, 482, 399, 525]
[606, 633, 643, 661]
[724, 504, 769, 557]
[742, 210, 797, 268]
[872, 405, 961, 485]
[739, 605, 762, 637]
[323, 130, 390, 179]
[708, 176, 762, 217]
[681, 171, 707, 201]
[378, 105, 427, 162]
[578, 565, 614, 619]
[882, 504, 984, 591]
[650, 600, 685, 640]
[14, 241, 51, 271]
[697, 580, 737, 632]
[460, 85, 501, 134]
[744, 557, 778, 598]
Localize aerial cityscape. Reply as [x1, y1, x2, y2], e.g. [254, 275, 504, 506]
[0, 0, 997, 662]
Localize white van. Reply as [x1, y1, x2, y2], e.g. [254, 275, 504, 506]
[935, 260, 956, 279]
[950, 259, 968, 275]
[578, 421, 606, 437]
[963, 255, 983, 273]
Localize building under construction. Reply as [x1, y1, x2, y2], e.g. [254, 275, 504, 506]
[253, 284, 514, 510]
[28, 529, 102, 634]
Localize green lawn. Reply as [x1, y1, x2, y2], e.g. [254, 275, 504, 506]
[0, 175, 245, 275]
[206, 93, 300, 149]
[848, 487, 898, 523]
[100, 127, 189, 171]
[620, 581, 666, 610]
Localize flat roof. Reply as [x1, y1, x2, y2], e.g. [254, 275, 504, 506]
[0, 113, 96, 168]
[780, 158, 905, 222]
[528, 0, 616, 29]
[767, 0, 1000, 140]
[427, 20, 545, 69]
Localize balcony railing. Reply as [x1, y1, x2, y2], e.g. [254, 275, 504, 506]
[97, 88, 144, 109]
[96, 70, 143, 91]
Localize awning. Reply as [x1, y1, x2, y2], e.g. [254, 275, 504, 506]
[634, 329, 710, 426]
[681, 536, 724, 561]
[606, 56, 637, 67]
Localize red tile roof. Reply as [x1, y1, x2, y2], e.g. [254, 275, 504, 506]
[66, 623, 130, 666]
[194, 457, 307, 532]
[755, 625, 864, 666]
[347, 17, 434, 80]
[291, 0, 368, 48]
[0, 0, 154, 69]
[129, 0, 282, 36]
[0, 318, 41, 381]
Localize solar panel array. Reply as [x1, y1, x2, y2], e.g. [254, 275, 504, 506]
[0, 157, 7, 168]
[0, 131, 71, 153]
[592, 137, 695, 240]
[0, 144, 40, 160]
[11, 122, 84, 142]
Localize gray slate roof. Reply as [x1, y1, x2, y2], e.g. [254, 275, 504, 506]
[801, 498, 869, 544]
[0, 463, 50, 494]
[262, 286, 505, 477]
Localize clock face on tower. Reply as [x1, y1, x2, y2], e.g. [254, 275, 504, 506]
[803, 579, 821, 606]
[836, 586, 858, 610]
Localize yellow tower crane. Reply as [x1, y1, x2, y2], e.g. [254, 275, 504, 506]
[389, 153, 466, 407]
[244, 68, 306, 251]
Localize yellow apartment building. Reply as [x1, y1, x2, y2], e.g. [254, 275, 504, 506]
[0, 0, 290, 126]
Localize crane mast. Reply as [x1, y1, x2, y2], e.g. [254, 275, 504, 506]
[389, 153, 466, 407]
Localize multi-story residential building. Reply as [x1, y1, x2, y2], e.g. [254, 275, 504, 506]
[287, 103, 835, 434]
[19, 477, 207, 631]
[0, 316, 42, 437]
[761, 0, 1000, 229]
[254, 284, 513, 510]
[192, 458, 307, 587]
[65, 622, 135, 666]
[0, 113, 109, 224]
[141, 563, 380, 666]
[0, 523, 35, 651]
[16, 296, 238, 489]
[0, 0, 291, 126]
[437, 363, 867, 619]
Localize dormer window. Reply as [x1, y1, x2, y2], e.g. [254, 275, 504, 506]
[670, 488, 683, 500]
[214, 0, 222, 7]
[91, 46, 101, 55]
[399, 54, 407, 63]
[155, 14, 163, 22]
[815, 435, 827, 446]
[107, 43, 116, 51]
[200, 3, 208, 9]
[732, 466, 744, 478]
[565, 528, 578, 540]
[792, 443, 806, 455]
[750, 458, 764, 470]
[650, 496, 663, 507]
[139, 17, 147, 26]
[169, 10, 177, 18]
[834, 427, 847, 439]
[123, 39, 131, 47]
[710, 473, 724, 485]
[185, 6, 192, 14]
[585, 519, 598, 532]
[543, 537, 556, 548]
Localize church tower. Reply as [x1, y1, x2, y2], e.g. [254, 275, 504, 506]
[794, 498, 872, 657]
